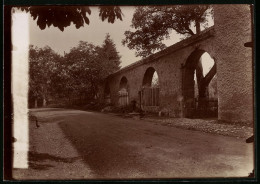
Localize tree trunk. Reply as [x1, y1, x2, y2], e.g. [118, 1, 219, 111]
[34, 99, 38, 108]
[195, 20, 201, 34]
[91, 81, 97, 100]
[195, 58, 204, 91]
[202, 62, 217, 87]
[43, 98, 46, 107]
[42, 85, 47, 107]
[198, 63, 217, 108]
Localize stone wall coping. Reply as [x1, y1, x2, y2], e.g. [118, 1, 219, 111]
[109, 26, 215, 78]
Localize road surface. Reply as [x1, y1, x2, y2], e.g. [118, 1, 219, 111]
[13, 108, 254, 180]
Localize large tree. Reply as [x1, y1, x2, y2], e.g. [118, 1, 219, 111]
[29, 45, 62, 107]
[99, 33, 121, 75]
[122, 5, 213, 57]
[19, 6, 123, 31]
[64, 42, 100, 100]
[29, 35, 121, 106]
[64, 36, 121, 101]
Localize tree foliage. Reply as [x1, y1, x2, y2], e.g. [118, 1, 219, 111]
[99, 6, 123, 23]
[122, 5, 213, 57]
[29, 35, 121, 107]
[99, 33, 121, 74]
[29, 45, 62, 106]
[64, 41, 102, 99]
[19, 6, 123, 31]
[64, 35, 121, 100]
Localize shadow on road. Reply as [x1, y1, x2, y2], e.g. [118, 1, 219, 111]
[58, 115, 145, 178]
[28, 151, 80, 170]
[27, 117, 81, 172]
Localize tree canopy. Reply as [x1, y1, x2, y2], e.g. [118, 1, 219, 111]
[99, 33, 121, 74]
[29, 34, 121, 107]
[63, 34, 121, 100]
[19, 6, 123, 31]
[122, 5, 213, 57]
[29, 45, 62, 106]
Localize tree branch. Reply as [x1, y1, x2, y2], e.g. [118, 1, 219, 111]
[201, 62, 216, 87]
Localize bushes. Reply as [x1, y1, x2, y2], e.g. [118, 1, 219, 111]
[83, 102, 108, 111]
[102, 104, 142, 114]
[45, 99, 144, 115]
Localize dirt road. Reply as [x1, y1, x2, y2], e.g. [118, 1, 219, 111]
[13, 108, 254, 180]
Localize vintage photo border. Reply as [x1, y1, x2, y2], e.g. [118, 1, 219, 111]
[2, 0, 258, 182]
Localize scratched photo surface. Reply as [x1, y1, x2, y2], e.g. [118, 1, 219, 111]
[9, 4, 254, 180]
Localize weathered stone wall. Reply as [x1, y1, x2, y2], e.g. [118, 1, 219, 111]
[103, 5, 253, 123]
[106, 28, 215, 117]
[213, 5, 253, 123]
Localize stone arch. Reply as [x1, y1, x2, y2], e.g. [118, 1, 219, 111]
[118, 76, 129, 106]
[142, 67, 159, 87]
[119, 76, 128, 90]
[141, 67, 160, 107]
[183, 48, 217, 118]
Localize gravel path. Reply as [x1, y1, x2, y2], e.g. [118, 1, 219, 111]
[143, 117, 253, 139]
[12, 109, 95, 180]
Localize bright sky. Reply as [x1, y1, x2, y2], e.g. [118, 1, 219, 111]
[27, 6, 214, 68]
[28, 6, 184, 68]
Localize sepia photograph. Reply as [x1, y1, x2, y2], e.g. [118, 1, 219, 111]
[4, 3, 255, 181]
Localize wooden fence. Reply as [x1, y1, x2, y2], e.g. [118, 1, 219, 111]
[118, 90, 129, 106]
[141, 87, 159, 107]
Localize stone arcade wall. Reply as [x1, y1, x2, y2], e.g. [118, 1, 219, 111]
[104, 28, 215, 117]
[213, 5, 253, 123]
[102, 5, 253, 123]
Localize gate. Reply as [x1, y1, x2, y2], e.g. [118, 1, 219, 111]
[184, 98, 218, 118]
[118, 90, 129, 106]
[141, 87, 159, 106]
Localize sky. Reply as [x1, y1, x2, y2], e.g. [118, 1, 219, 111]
[28, 6, 184, 68]
[27, 6, 214, 69]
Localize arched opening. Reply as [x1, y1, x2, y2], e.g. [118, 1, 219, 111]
[119, 76, 128, 90]
[152, 72, 159, 87]
[118, 76, 129, 106]
[141, 67, 160, 107]
[142, 67, 159, 87]
[104, 81, 111, 104]
[183, 49, 217, 118]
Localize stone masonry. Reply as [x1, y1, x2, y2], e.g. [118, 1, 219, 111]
[213, 5, 253, 123]
[102, 5, 253, 124]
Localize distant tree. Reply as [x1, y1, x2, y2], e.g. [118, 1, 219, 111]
[122, 5, 213, 57]
[99, 33, 121, 75]
[64, 42, 99, 100]
[18, 6, 123, 31]
[29, 35, 121, 106]
[63, 35, 121, 102]
[29, 45, 61, 107]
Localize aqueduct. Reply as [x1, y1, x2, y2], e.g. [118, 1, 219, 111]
[101, 5, 253, 123]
